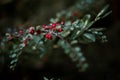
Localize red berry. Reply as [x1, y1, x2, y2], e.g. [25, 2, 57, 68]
[9, 34, 14, 40]
[23, 40, 28, 46]
[42, 25, 49, 30]
[49, 25, 57, 31]
[58, 28, 63, 32]
[19, 30, 23, 35]
[61, 21, 65, 25]
[56, 22, 60, 26]
[26, 37, 31, 41]
[29, 27, 35, 35]
[36, 29, 42, 34]
[49, 25, 53, 29]
[51, 23, 57, 28]
[45, 33, 52, 40]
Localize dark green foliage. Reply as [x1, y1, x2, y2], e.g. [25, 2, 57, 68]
[0, 0, 111, 73]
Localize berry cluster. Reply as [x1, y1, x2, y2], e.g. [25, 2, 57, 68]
[6, 22, 65, 46]
[28, 22, 64, 40]
[18, 22, 65, 45]
[29, 26, 42, 35]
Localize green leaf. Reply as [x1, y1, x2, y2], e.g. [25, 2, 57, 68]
[83, 33, 96, 42]
[82, 14, 91, 29]
[10, 54, 17, 58]
[97, 5, 109, 17]
[33, 35, 41, 43]
[89, 28, 106, 32]
[43, 77, 49, 80]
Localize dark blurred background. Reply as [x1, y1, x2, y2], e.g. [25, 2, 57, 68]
[0, 0, 120, 80]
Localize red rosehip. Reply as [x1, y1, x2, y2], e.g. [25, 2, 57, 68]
[45, 33, 52, 40]
[29, 27, 35, 35]
[58, 28, 63, 32]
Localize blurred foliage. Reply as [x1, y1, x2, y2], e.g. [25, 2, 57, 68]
[0, 0, 118, 80]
